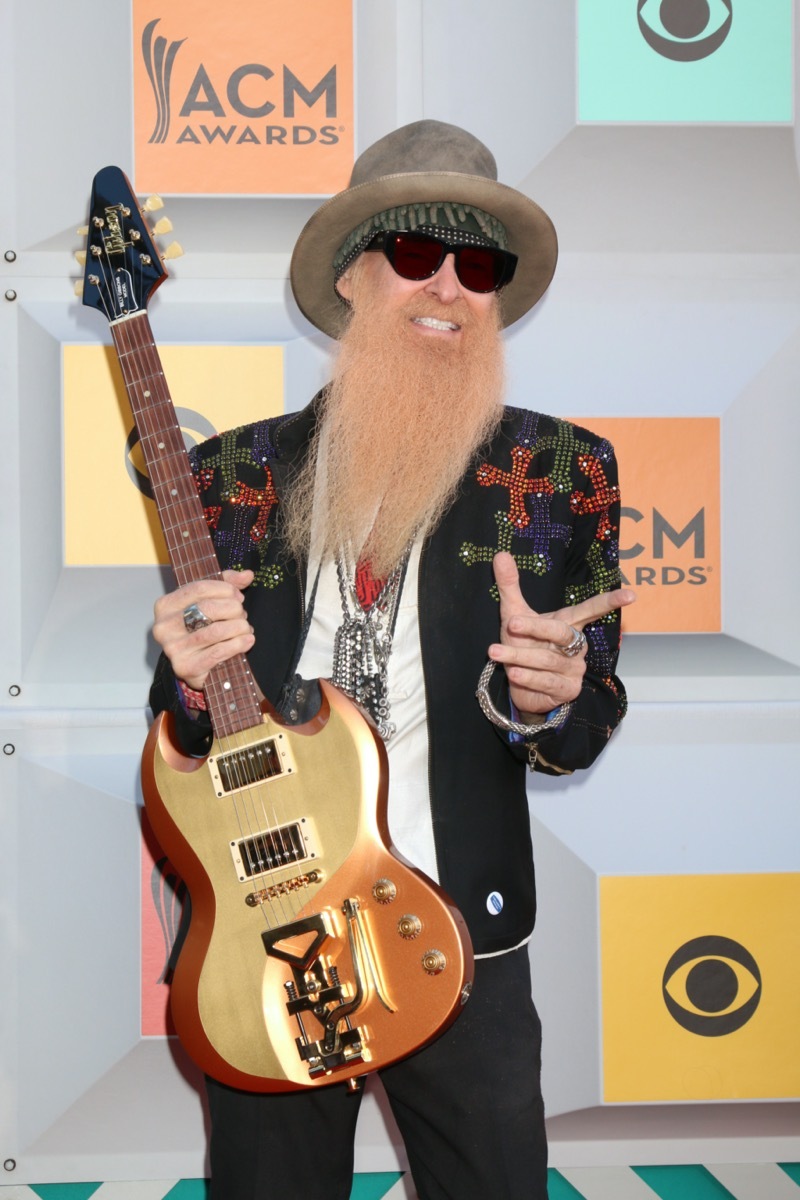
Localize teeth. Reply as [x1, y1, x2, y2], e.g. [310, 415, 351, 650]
[413, 317, 459, 331]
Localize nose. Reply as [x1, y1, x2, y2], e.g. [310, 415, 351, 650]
[423, 253, 462, 303]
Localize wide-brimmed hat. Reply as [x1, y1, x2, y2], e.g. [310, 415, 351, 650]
[290, 120, 558, 339]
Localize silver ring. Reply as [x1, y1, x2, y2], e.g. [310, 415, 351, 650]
[559, 625, 586, 658]
[183, 602, 212, 633]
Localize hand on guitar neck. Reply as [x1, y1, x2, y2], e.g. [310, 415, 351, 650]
[153, 569, 256, 692]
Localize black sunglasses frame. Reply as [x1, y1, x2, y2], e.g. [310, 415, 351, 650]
[365, 230, 517, 294]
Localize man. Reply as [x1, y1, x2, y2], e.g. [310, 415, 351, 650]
[150, 120, 633, 1200]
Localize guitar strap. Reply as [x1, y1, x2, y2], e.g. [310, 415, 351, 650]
[277, 564, 322, 725]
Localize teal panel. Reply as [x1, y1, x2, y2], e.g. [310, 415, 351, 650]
[547, 1169, 588, 1199]
[350, 1173, 404, 1199]
[578, 0, 793, 122]
[633, 1165, 736, 1198]
[30, 1188, 102, 1200]
[164, 1182, 210, 1198]
[779, 1163, 800, 1186]
[160, 1175, 404, 1198]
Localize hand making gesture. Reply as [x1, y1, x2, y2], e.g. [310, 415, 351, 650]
[488, 551, 635, 721]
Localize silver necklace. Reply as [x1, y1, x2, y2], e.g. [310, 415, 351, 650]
[331, 551, 409, 741]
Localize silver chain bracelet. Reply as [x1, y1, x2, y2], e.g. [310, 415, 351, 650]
[475, 661, 572, 737]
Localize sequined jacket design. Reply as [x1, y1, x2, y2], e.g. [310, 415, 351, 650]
[150, 396, 627, 956]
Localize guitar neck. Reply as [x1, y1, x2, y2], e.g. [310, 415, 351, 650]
[111, 311, 262, 735]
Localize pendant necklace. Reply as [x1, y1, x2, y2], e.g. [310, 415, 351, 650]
[331, 548, 410, 741]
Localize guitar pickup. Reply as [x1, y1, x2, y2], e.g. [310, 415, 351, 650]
[208, 733, 296, 796]
[230, 817, 319, 882]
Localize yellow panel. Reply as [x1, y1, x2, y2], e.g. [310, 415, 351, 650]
[63, 344, 284, 565]
[600, 873, 800, 1101]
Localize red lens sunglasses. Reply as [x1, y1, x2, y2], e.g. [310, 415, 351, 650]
[365, 230, 517, 294]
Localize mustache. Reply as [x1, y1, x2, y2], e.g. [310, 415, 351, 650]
[397, 294, 476, 327]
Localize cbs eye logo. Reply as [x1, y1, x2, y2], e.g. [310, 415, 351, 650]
[125, 407, 218, 499]
[662, 935, 761, 1036]
[638, 0, 733, 61]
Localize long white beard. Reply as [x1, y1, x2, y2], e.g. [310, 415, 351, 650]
[283, 270, 506, 579]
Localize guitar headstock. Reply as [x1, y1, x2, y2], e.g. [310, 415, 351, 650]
[78, 166, 180, 323]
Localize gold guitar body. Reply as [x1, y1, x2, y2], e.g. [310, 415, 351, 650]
[143, 681, 474, 1092]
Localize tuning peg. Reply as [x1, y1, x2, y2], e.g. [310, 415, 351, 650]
[162, 241, 184, 260]
[74, 280, 85, 297]
[74, 250, 87, 266]
[144, 194, 164, 212]
[151, 216, 173, 236]
[76, 225, 89, 237]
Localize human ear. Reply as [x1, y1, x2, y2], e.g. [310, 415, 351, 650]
[336, 270, 353, 301]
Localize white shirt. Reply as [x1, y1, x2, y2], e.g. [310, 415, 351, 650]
[296, 540, 440, 882]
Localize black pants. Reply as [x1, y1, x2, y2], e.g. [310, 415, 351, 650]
[206, 948, 548, 1200]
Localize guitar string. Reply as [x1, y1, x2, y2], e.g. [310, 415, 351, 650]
[104, 229, 302, 931]
[111, 312, 255, 894]
[119, 315, 275, 920]
[119, 295, 306, 934]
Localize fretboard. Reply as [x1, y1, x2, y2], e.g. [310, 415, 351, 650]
[111, 312, 262, 736]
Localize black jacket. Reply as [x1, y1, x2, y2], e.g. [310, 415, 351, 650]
[150, 397, 627, 955]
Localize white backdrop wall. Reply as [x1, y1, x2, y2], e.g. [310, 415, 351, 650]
[1, 0, 799, 1191]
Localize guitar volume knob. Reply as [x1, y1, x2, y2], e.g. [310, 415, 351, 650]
[373, 878, 397, 904]
[422, 950, 447, 976]
[397, 915, 422, 940]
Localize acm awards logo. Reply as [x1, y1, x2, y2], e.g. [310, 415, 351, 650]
[638, 0, 733, 61]
[662, 935, 761, 1036]
[141, 17, 341, 148]
[619, 505, 709, 588]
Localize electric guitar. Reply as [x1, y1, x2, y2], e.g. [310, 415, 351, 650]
[79, 165, 473, 1092]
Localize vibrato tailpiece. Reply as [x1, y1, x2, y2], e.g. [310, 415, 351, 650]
[262, 899, 394, 1079]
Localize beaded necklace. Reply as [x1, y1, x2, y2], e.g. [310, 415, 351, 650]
[331, 549, 410, 741]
